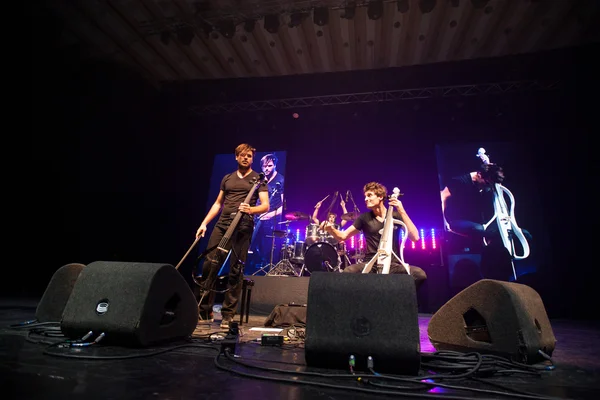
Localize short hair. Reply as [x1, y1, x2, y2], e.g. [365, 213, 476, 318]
[478, 163, 504, 184]
[235, 143, 256, 157]
[328, 212, 337, 219]
[260, 153, 278, 167]
[363, 181, 387, 198]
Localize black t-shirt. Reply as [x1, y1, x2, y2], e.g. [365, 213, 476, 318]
[266, 173, 285, 212]
[352, 210, 403, 261]
[445, 173, 495, 224]
[220, 171, 268, 216]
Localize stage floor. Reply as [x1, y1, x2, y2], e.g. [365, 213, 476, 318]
[2, 298, 599, 400]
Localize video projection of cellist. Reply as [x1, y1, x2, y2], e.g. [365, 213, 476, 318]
[435, 142, 549, 286]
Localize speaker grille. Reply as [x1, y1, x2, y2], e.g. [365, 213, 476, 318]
[305, 272, 421, 374]
[61, 261, 198, 347]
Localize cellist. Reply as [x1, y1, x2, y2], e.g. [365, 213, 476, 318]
[320, 182, 427, 290]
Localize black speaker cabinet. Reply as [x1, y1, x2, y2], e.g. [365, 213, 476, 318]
[36, 263, 86, 322]
[427, 279, 556, 364]
[305, 272, 421, 375]
[61, 261, 199, 347]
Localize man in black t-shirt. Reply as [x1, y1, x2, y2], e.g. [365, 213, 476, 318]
[195, 144, 269, 328]
[321, 182, 427, 289]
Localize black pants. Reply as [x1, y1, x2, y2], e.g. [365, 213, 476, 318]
[343, 261, 427, 290]
[197, 216, 254, 318]
[252, 218, 279, 266]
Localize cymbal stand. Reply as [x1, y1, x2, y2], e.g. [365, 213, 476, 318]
[348, 190, 361, 215]
[339, 242, 352, 270]
[268, 248, 298, 276]
[267, 220, 298, 276]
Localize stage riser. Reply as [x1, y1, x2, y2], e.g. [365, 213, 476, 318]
[244, 273, 449, 316]
[245, 275, 310, 316]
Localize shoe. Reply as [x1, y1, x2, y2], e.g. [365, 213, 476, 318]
[199, 311, 214, 323]
[220, 316, 233, 329]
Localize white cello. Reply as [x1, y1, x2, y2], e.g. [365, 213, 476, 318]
[478, 150, 530, 280]
[361, 187, 410, 275]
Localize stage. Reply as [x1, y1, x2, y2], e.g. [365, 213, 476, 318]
[2, 295, 599, 400]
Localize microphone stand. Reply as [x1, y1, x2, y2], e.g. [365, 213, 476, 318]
[348, 190, 360, 214]
[347, 191, 363, 259]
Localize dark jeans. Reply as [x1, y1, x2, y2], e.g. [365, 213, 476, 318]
[448, 219, 532, 281]
[197, 216, 253, 319]
[343, 261, 427, 290]
[252, 218, 279, 265]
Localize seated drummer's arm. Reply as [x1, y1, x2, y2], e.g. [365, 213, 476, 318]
[311, 205, 320, 224]
[331, 225, 358, 241]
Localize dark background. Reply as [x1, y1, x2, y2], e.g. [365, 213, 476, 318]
[29, 22, 594, 319]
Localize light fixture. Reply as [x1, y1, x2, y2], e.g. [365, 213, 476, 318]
[367, 1, 383, 20]
[313, 7, 329, 26]
[289, 12, 308, 28]
[218, 20, 235, 38]
[177, 26, 194, 45]
[341, 2, 356, 19]
[418, 0, 437, 14]
[243, 20, 255, 33]
[397, 0, 409, 13]
[264, 14, 279, 34]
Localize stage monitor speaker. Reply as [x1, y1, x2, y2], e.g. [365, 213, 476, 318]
[36, 263, 86, 322]
[427, 279, 556, 364]
[61, 261, 199, 347]
[305, 272, 420, 375]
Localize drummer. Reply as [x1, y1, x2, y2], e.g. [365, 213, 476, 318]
[312, 197, 349, 232]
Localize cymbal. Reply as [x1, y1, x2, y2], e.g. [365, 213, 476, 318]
[284, 211, 310, 221]
[341, 212, 360, 221]
[272, 229, 288, 238]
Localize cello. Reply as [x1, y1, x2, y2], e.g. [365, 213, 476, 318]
[361, 187, 410, 275]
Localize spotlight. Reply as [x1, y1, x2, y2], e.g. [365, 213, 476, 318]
[160, 31, 170, 45]
[198, 20, 213, 37]
[243, 20, 255, 33]
[313, 7, 329, 26]
[418, 0, 437, 14]
[367, 1, 383, 20]
[177, 26, 195, 45]
[264, 14, 279, 34]
[471, 0, 490, 8]
[218, 20, 235, 39]
[397, 0, 409, 13]
[289, 12, 308, 28]
[341, 2, 356, 19]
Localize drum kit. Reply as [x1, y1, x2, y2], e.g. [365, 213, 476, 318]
[251, 210, 364, 277]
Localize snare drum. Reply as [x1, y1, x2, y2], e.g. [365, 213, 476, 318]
[305, 223, 320, 246]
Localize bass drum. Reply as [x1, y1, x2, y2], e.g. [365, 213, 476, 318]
[304, 242, 340, 273]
